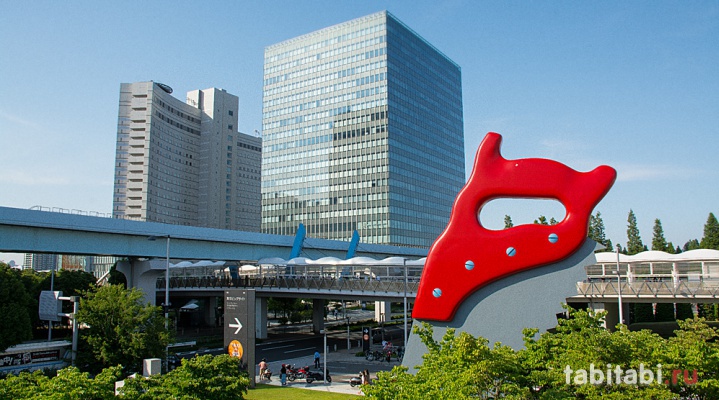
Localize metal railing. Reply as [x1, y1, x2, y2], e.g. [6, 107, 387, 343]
[158, 275, 420, 294]
[576, 279, 719, 300]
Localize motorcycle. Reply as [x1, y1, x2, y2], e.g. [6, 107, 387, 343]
[305, 369, 331, 384]
[285, 364, 309, 382]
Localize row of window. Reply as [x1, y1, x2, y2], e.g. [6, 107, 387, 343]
[265, 20, 385, 63]
[265, 34, 385, 75]
[263, 84, 386, 120]
[263, 71, 386, 109]
[155, 111, 201, 136]
[263, 60, 386, 100]
[264, 43, 386, 87]
[153, 96, 201, 125]
[263, 97, 388, 131]
[262, 205, 389, 224]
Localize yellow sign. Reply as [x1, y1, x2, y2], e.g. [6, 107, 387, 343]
[228, 340, 244, 359]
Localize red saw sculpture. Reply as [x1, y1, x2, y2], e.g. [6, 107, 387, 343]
[412, 132, 616, 322]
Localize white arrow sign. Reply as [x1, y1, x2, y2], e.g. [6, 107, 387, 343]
[228, 318, 243, 335]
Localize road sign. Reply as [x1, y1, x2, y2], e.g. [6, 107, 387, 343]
[223, 290, 255, 374]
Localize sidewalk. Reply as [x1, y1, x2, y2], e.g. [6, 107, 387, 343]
[255, 348, 398, 396]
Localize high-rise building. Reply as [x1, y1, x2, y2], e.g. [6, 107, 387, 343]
[113, 81, 261, 231]
[261, 11, 464, 247]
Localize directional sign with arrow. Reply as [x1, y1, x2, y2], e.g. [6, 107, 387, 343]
[223, 289, 255, 376]
[228, 317, 243, 334]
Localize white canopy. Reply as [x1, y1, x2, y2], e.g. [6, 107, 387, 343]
[257, 256, 426, 266]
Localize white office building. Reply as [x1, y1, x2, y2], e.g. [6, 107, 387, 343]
[112, 81, 261, 231]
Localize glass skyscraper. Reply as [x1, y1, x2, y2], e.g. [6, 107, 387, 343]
[261, 11, 464, 247]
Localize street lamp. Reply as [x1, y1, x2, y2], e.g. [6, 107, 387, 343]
[148, 235, 171, 328]
[320, 329, 328, 385]
[346, 316, 351, 350]
[403, 258, 408, 347]
[616, 247, 624, 325]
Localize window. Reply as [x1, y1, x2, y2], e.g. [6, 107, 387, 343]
[228, 125, 233, 130]
[229, 110, 234, 116]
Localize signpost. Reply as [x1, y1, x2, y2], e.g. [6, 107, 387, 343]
[223, 289, 255, 384]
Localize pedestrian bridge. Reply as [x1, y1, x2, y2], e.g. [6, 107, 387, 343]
[156, 257, 425, 301]
[571, 249, 719, 303]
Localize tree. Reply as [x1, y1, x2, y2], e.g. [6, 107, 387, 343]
[75, 285, 172, 373]
[700, 212, 719, 250]
[108, 262, 128, 287]
[589, 211, 613, 251]
[119, 354, 249, 399]
[675, 303, 694, 320]
[503, 215, 513, 229]
[0, 262, 33, 352]
[534, 215, 549, 225]
[626, 209, 645, 255]
[662, 318, 719, 399]
[655, 303, 675, 322]
[0, 366, 122, 399]
[631, 303, 655, 323]
[363, 324, 528, 399]
[684, 239, 701, 251]
[651, 218, 668, 252]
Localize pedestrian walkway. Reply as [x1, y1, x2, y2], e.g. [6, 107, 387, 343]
[255, 347, 399, 396]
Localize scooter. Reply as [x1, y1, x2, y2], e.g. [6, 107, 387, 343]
[260, 367, 272, 381]
[349, 372, 363, 387]
[305, 369, 331, 384]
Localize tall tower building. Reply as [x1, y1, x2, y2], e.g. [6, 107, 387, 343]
[113, 81, 261, 231]
[261, 11, 464, 247]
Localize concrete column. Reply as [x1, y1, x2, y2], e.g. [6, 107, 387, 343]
[312, 299, 325, 334]
[255, 297, 268, 339]
[115, 259, 163, 307]
[590, 302, 620, 331]
[375, 300, 392, 323]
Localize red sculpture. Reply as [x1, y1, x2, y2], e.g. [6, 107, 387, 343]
[412, 132, 616, 322]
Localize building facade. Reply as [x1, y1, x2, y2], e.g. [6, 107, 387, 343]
[113, 81, 261, 231]
[261, 11, 464, 247]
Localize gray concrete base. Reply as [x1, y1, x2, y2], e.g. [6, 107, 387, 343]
[403, 239, 600, 372]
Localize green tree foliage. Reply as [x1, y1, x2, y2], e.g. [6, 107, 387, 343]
[363, 324, 527, 399]
[0, 365, 122, 400]
[631, 303, 656, 323]
[700, 212, 719, 250]
[675, 303, 694, 320]
[654, 303, 675, 322]
[367, 308, 719, 399]
[684, 239, 701, 251]
[267, 297, 301, 319]
[504, 215, 514, 229]
[698, 304, 718, 321]
[107, 262, 128, 287]
[119, 354, 249, 399]
[49, 270, 97, 297]
[626, 209, 645, 255]
[75, 285, 171, 373]
[662, 318, 719, 399]
[0, 262, 33, 352]
[589, 211, 613, 251]
[651, 218, 668, 252]
[0, 356, 250, 400]
[534, 215, 549, 225]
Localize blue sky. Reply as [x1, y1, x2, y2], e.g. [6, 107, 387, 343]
[1, 1, 717, 264]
